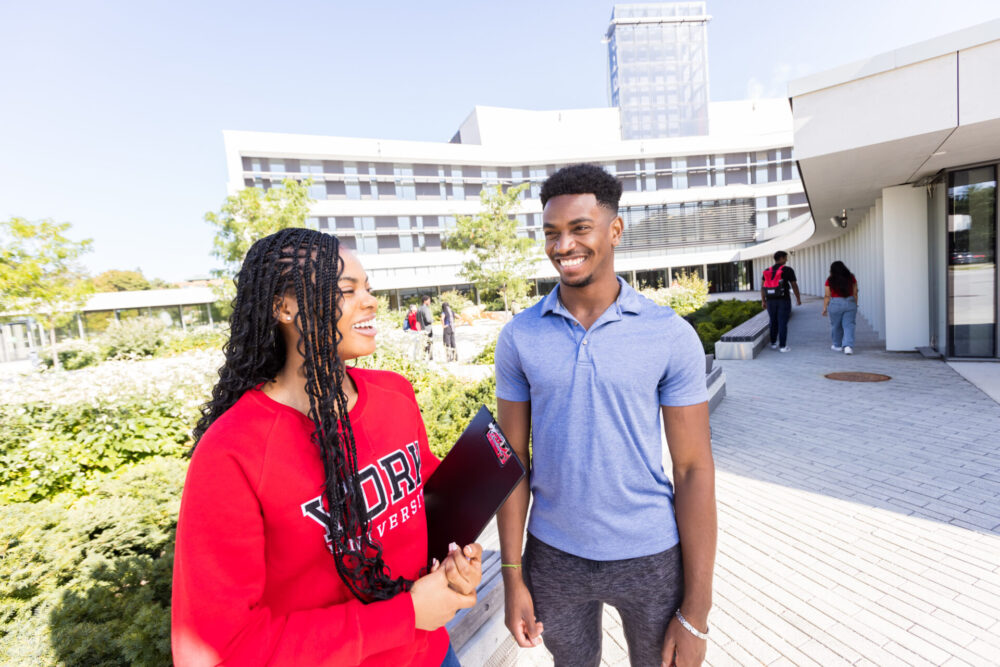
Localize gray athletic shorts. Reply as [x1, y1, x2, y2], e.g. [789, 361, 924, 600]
[523, 533, 684, 667]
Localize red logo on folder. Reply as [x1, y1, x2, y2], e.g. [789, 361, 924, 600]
[487, 422, 512, 466]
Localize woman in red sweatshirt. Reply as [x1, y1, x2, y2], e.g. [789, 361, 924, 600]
[172, 228, 481, 666]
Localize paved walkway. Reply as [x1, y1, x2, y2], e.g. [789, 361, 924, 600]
[512, 296, 1000, 666]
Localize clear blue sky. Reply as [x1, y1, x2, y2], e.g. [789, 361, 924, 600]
[2, 0, 999, 282]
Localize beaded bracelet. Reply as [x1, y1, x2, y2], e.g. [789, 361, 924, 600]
[675, 610, 710, 640]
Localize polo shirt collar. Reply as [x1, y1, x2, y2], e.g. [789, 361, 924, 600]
[541, 277, 644, 319]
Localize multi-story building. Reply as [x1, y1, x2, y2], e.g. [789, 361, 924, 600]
[606, 2, 711, 139]
[223, 99, 808, 308]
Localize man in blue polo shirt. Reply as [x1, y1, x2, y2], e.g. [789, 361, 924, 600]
[495, 164, 717, 667]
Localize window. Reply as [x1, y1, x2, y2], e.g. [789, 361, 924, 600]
[672, 157, 687, 189]
[301, 160, 323, 174]
[345, 180, 360, 200]
[947, 166, 997, 357]
[270, 159, 285, 174]
[399, 234, 414, 252]
[308, 183, 326, 200]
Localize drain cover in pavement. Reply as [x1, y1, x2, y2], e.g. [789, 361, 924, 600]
[825, 372, 891, 382]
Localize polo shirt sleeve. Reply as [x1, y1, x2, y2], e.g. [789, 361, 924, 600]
[495, 322, 530, 402]
[658, 318, 709, 407]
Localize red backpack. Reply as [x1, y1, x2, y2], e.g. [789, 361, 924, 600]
[763, 265, 788, 300]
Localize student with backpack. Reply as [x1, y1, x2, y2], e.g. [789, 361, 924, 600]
[761, 250, 802, 352]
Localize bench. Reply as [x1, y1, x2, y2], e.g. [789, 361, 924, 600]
[705, 354, 726, 412]
[713, 310, 771, 360]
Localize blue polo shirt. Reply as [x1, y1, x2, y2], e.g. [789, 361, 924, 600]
[495, 278, 708, 560]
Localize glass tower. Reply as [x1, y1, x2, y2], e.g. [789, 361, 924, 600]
[607, 2, 710, 139]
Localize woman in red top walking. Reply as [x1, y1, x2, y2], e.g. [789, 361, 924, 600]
[172, 228, 481, 666]
[822, 260, 859, 355]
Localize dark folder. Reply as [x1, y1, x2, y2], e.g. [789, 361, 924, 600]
[424, 405, 526, 564]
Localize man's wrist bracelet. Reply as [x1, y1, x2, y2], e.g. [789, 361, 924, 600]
[501, 563, 522, 568]
[675, 610, 709, 640]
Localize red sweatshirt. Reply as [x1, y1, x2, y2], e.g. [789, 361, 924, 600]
[172, 368, 446, 666]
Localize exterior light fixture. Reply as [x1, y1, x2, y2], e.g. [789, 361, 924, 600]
[830, 209, 847, 229]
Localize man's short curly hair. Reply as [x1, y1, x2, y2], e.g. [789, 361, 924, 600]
[540, 164, 623, 213]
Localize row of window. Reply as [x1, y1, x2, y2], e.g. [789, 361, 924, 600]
[310, 214, 545, 233]
[241, 151, 795, 182]
[310, 195, 809, 256]
[256, 160, 798, 201]
[246, 152, 797, 200]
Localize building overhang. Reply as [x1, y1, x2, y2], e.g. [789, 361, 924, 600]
[789, 19, 1000, 248]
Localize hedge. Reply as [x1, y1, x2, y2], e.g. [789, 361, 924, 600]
[1, 458, 184, 666]
[687, 299, 764, 352]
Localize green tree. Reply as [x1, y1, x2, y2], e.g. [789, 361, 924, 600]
[444, 183, 538, 312]
[92, 269, 151, 292]
[205, 179, 314, 276]
[0, 217, 94, 370]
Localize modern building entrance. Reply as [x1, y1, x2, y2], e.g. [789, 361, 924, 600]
[947, 165, 998, 358]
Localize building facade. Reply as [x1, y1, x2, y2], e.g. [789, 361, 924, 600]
[780, 19, 1000, 359]
[224, 100, 807, 307]
[606, 2, 711, 139]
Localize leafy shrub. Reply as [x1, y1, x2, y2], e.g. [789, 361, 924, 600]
[101, 317, 168, 360]
[512, 294, 542, 311]
[416, 374, 497, 459]
[41, 340, 101, 371]
[639, 271, 710, 316]
[687, 299, 764, 352]
[376, 295, 407, 331]
[473, 336, 498, 366]
[439, 290, 474, 312]
[160, 325, 228, 356]
[0, 458, 184, 667]
[0, 398, 194, 503]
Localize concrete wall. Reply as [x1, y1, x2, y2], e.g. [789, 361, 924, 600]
[882, 185, 930, 350]
[928, 182, 949, 353]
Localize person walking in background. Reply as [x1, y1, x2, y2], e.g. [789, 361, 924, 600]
[822, 260, 859, 355]
[441, 302, 457, 362]
[417, 295, 434, 361]
[761, 250, 802, 352]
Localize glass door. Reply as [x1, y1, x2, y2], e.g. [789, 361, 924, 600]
[947, 166, 997, 357]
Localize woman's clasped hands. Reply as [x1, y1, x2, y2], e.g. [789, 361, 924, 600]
[411, 542, 483, 631]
